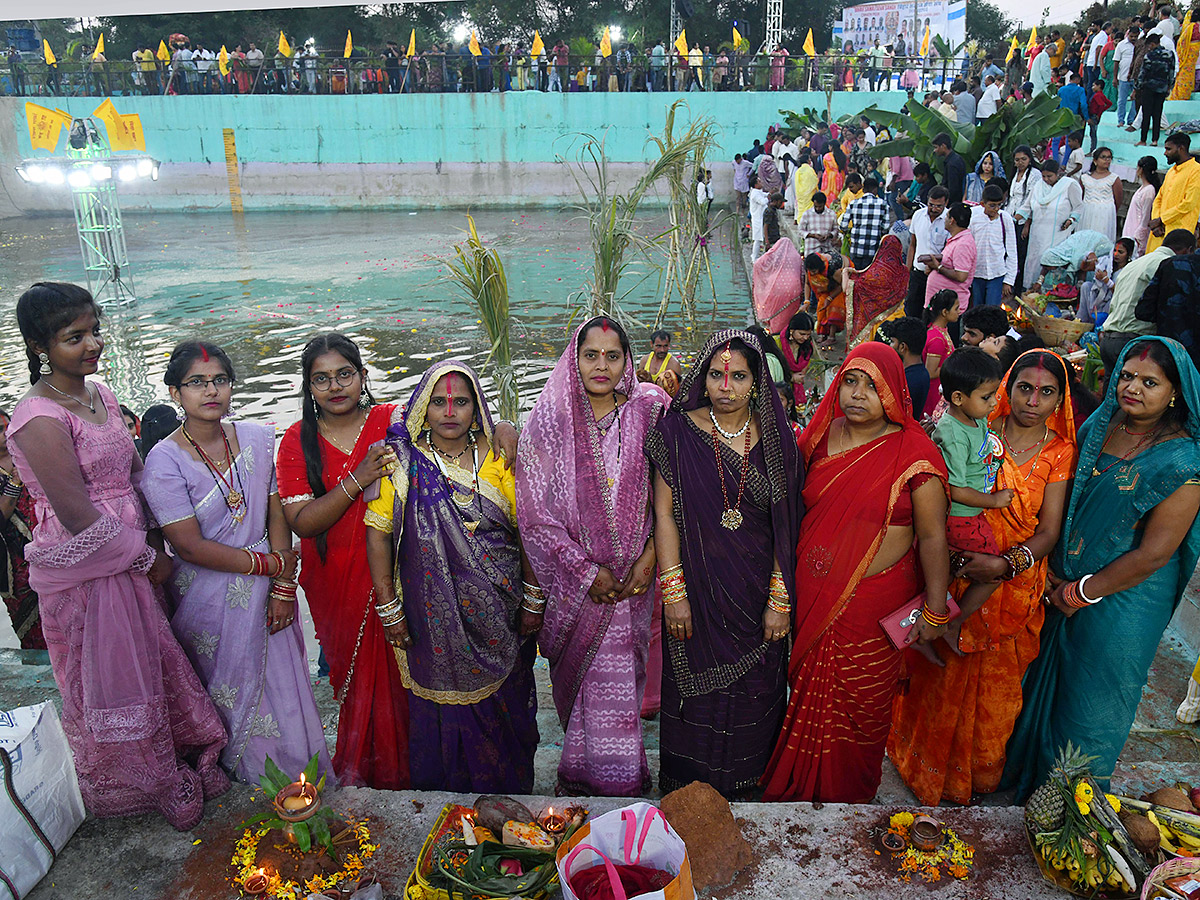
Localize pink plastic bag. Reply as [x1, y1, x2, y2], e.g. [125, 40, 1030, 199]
[753, 239, 805, 335]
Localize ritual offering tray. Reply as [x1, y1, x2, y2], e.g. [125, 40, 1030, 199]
[406, 797, 586, 900]
[872, 811, 975, 884]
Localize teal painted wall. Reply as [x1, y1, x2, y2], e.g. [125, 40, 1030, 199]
[10, 92, 911, 165]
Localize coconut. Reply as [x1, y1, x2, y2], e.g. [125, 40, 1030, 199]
[1119, 811, 1161, 854]
[1146, 787, 1194, 812]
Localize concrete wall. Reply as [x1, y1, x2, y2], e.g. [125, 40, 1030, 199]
[0, 91, 908, 215]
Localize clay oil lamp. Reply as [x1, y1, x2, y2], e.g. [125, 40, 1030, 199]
[539, 807, 568, 836]
[880, 832, 906, 853]
[909, 815, 946, 852]
[242, 868, 269, 896]
[273, 772, 321, 844]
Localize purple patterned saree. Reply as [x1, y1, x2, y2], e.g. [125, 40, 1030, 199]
[143, 423, 333, 785]
[517, 322, 669, 796]
[7, 386, 228, 831]
[645, 330, 803, 796]
[381, 361, 537, 793]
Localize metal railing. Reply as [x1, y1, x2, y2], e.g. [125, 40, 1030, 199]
[1, 52, 978, 97]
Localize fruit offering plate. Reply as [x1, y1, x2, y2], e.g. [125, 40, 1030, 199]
[1026, 828, 1138, 900]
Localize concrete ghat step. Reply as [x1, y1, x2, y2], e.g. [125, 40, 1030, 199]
[23, 786, 1070, 900]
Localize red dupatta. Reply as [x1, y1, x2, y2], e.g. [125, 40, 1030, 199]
[790, 344, 947, 671]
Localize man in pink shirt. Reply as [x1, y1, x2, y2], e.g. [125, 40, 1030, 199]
[924, 202, 977, 341]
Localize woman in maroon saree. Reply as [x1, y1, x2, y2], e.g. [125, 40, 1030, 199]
[761, 343, 950, 803]
[647, 330, 803, 796]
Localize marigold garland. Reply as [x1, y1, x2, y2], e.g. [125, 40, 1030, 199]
[880, 813, 976, 884]
[230, 819, 377, 898]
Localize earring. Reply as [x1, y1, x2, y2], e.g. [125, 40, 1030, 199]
[37, 352, 51, 376]
[1170, 396, 1176, 407]
[358, 386, 370, 409]
[311, 395, 320, 418]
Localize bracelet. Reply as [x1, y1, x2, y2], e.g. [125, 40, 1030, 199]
[522, 581, 545, 601]
[662, 581, 688, 605]
[269, 579, 298, 603]
[767, 597, 791, 615]
[347, 471, 364, 493]
[659, 563, 684, 580]
[1076, 574, 1102, 605]
[341, 481, 355, 501]
[378, 610, 406, 628]
[521, 602, 546, 615]
[1062, 580, 1087, 609]
[1001, 543, 1035, 580]
[0, 476, 21, 499]
[920, 604, 952, 626]
[244, 550, 277, 577]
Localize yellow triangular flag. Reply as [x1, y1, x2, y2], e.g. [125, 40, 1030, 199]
[674, 29, 688, 57]
[42, 40, 56, 66]
[732, 26, 743, 49]
[157, 39, 170, 62]
[1026, 26, 1038, 51]
[218, 44, 229, 76]
[92, 34, 105, 60]
[26, 101, 63, 151]
[1006, 34, 1019, 63]
[407, 29, 416, 58]
[344, 30, 353, 59]
[279, 31, 292, 58]
[920, 25, 930, 57]
[600, 26, 612, 58]
[469, 31, 482, 57]
[531, 30, 544, 57]
[803, 28, 816, 57]
[114, 113, 145, 152]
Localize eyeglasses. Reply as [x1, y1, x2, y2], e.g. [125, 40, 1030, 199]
[310, 368, 360, 391]
[180, 375, 232, 391]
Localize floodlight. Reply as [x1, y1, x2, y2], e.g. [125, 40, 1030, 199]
[67, 169, 92, 188]
[136, 158, 153, 177]
[44, 167, 65, 185]
[118, 164, 137, 182]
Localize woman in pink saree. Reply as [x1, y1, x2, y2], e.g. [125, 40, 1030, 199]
[517, 316, 668, 796]
[8, 283, 228, 831]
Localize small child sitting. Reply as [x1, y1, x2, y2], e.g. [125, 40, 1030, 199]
[931, 348, 1012, 649]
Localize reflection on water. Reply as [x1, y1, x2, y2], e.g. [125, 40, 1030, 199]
[0, 210, 751, 425]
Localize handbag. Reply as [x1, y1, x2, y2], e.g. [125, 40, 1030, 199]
[557, 802, 694, 900]
[878, 591, 960, 651]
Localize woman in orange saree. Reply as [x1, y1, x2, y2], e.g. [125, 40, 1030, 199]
[761, 344, 950, 803]
[888, 350, 1077, 805]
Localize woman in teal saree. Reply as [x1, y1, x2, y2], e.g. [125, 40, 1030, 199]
[1004, 336, 1200, 799]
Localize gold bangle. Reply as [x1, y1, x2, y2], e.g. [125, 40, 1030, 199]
[659, 563, 684, 579]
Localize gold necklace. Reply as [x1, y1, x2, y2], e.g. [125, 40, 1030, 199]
[319, 411, 368, 456]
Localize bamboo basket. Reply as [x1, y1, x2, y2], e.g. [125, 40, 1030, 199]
[1026, 828, 1139, 900]
[1033, 314, 1090, 348]
[1141, 856, 1200, 900]
[404, 803, 559, 900]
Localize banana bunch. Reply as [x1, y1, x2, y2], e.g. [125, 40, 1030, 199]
[1147, 810, 1200, 854]
[1037, 840, 1132, 890]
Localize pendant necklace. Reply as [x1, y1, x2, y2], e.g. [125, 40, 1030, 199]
[430, 431, 480, 511]
[596, 396, 622, 491]
[1002, 421, 1049, 482]
[43, 380, 96, 414]
[183, 426, 247, 524]
[320, 410, 368, 456]
[1092, 422, 1158, 477]
[709, 406, 751, 439]
[712, 416, 753, 530]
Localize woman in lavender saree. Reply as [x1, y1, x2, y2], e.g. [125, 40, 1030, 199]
[143, 342, 332, 784]
[364, 361, 539, 793]
[517, 316, 669, 796]
[9, 285, 228, 830]
[646, 331, 803, 797]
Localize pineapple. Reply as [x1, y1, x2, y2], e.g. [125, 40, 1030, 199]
[1025, 743, 1097, 833]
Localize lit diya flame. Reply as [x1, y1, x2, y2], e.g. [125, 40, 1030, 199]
[282, 773, 316, 811]
[243, 867, 269, 895]
[540, 806, 567, 834]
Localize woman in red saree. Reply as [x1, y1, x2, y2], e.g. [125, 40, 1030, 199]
[889, 350, 1076, 805]
[277, 334, 410, 789]
[761, 343, 950, 803]
[844, 234, 910, 347]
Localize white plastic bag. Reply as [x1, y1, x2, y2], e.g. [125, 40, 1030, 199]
[0, 702, 85, 899]
[556, 801, 695, 900]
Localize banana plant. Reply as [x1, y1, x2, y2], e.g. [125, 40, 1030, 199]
[862, 92, 1079, 174]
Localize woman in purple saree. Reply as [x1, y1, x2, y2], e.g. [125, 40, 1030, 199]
[646, 331, 803, 797]
[142, 342, 333, 784]
[517, 316, 669, 796]
[364, 361, 539, 792]
[8, 284, 228, 830]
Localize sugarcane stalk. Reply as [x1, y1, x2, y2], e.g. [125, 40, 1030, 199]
[1113, 797, 1200, 837]
[1083, 778, 1152, 878]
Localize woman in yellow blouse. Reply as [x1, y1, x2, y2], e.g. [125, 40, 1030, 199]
[364, 360, 541, 793]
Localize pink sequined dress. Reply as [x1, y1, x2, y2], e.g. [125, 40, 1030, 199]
[8, 385, 229, 831]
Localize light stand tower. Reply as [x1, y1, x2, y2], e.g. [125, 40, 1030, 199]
[15, 117, 159, 305]
[762, 0, 783, 53]
[670, 0, 680, 46]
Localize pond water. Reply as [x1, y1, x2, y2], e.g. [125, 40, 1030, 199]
[0, 209, 752, 425]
